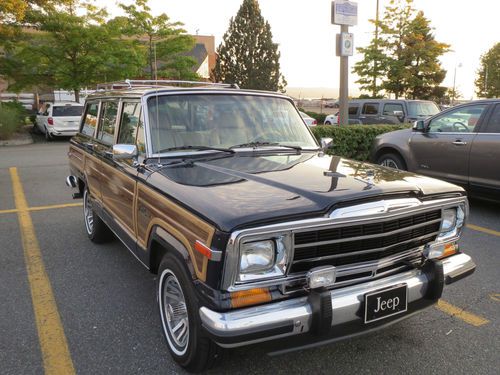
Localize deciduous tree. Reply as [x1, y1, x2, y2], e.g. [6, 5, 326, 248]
[475, 42, 499, 98]
[212, 0, 286, 91]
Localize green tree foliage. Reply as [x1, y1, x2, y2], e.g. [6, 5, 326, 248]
[212, 0, 286, 91]
[475, 42, 500, 98]
[115, 0, 197, 80]
[0, 1, 145, 101]
[354, 0, 448, 99]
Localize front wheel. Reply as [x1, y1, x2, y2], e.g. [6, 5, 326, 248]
[377, 153, 406, 170]
[158, 253, 222, 372]
[324, 121, 332, 125]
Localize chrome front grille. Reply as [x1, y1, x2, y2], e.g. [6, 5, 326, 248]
[290, 210, 441, 274]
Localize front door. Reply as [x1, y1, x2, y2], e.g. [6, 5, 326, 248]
[469, 103, 500, 196]
[409, 103, 489, 187]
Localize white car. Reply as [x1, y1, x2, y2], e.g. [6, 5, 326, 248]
[324, 112, 339, 125]
[299, 111, 317, 127]
[36, 101, 84, 140]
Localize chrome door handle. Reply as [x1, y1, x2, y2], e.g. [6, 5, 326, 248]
[452, 140, 467, 146]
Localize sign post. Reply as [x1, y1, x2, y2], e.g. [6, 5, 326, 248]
[332, 1, 357, 126]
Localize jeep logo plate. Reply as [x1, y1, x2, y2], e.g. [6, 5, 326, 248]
[364, 284, 408, 323]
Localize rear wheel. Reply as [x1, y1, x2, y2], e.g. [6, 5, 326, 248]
[158, 253, 222, 372]
[324, 121, 332, 125]
[44, 126, 53, 141]
[377, 153, 406, 170]
[83, 188, 111, 243]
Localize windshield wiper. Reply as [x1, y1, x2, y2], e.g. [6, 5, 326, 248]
[156, 145, 235, 154]
[230, 141, 302, 151]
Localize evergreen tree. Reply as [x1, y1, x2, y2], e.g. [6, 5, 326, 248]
[401, 11, 449, 99]
[212, 0, 286, 91]
[475, 42, 499, 98]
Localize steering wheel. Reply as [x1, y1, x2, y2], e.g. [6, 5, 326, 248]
[452, 122, 469, 132]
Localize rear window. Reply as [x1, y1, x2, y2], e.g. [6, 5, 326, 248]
[52, 105, 83, 117]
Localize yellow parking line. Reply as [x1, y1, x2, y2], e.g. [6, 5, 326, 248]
[436, 300, 490, 327]
[9, 167, 76, 375]
[466, 224, 500, 237]
[0, 202, 82, 215]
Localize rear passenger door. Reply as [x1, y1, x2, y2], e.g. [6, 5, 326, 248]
[358, 102, 380, 124]
[468, 103, 500, 196]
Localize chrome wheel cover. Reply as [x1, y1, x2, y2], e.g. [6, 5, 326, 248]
[83, 190, 94, 234]
[380, 158, 399, 169]
[159, 270, 189, 355]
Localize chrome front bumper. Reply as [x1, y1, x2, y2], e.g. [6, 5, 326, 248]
[200, 253, 475, 348]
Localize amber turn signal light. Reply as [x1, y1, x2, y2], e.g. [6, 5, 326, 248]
[439, 243, 458, 259]
[230, 288, 272, 308]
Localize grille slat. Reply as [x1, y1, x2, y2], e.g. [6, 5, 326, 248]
[291, 210, 441, 273]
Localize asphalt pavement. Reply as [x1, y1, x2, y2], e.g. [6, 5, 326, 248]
[0, 138, 498, 375]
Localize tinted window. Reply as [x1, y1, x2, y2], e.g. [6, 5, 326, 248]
[484, 104, 500, 133]
[81, 102, 99, 137]
[52, 105, 83, 117]
[383, 103, 404, 115]
[428, 104, 487, 133]
[362, 103, 378, 115]
[348, 105, 358, 115]
[97, 101, 118, 145]
[117, 102, 145, 154]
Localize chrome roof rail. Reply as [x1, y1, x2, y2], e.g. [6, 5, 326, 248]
[96, 79, 240, 90]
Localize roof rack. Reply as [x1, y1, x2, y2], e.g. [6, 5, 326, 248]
[96, 79, 240, 90]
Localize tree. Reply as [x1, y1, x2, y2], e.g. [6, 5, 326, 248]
[212, 0, 286, 91]
[0, 2, 145, 100]
[475, 42, 500, 98]
[352, 30, 388, 98]
[115, 0, 197, 80]
[400, 11, 449, 99]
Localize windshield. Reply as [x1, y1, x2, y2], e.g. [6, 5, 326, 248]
[147, 94, 318, 154]
[52, 105, 83, 117]
[407, 101, 440, 117]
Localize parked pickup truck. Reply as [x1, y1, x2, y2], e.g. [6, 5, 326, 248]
[66, 80, 475, 372]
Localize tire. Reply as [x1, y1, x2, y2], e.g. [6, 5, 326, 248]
[324, 121, 332, 125]
[83, 188, 112, 243]
[158, 253, 222, 372]
[377, 153, 406, 170]
[44, 126, 53, 141]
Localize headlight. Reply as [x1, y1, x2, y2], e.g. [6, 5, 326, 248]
[424, 203, 467, 259]
[240, 240, 275, 274]
[236, 234, 292, 283]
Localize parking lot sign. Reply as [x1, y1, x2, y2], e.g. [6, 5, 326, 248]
[331, 0, 358, 26]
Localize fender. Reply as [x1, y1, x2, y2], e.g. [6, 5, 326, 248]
[148, 226, 197, 278]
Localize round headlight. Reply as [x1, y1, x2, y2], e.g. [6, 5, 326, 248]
[240, 240, 275, 274]
[442, 208, 457, 232]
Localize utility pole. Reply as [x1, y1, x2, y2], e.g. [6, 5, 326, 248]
[332, 1, 357, 125]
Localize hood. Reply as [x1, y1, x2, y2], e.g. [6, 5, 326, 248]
[146, 152, 464, 232]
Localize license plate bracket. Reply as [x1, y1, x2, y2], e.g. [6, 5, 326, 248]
[364, 284, 408, 324]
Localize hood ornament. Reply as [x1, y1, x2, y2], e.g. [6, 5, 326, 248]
[354, 170, 375, 189]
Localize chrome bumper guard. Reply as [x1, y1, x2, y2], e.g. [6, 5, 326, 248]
[200, 253, 475, 348]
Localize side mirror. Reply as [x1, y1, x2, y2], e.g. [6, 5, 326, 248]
[393, 110, 404, 118]
[412, 120, 426, 132]
[113, 144, 138, 161]
[320, 137, 333, 151]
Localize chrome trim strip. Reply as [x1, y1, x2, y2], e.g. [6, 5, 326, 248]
[293, 231, 439, 264]
[222, 196, 466, 291]
[294, 218, 441, 249]
[200, 253, 474, 348]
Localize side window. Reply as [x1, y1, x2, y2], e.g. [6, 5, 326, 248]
[97, 101, 118, 145]
[428, 104, 488, 133]
[362, 103, 379, 115]
[383, 103, 404, 115]
[484, 104, 500, 133]
[348, 105, 359, 115]
[81, 102, 99, 137]
[117, 102, 145, 154]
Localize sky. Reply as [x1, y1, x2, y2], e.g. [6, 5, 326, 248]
[110, 0, 499, 99]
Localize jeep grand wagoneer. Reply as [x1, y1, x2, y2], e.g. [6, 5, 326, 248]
[66, 80, 475, 372]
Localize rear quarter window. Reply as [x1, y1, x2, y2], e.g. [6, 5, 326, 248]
[81, 102, 99, 137]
